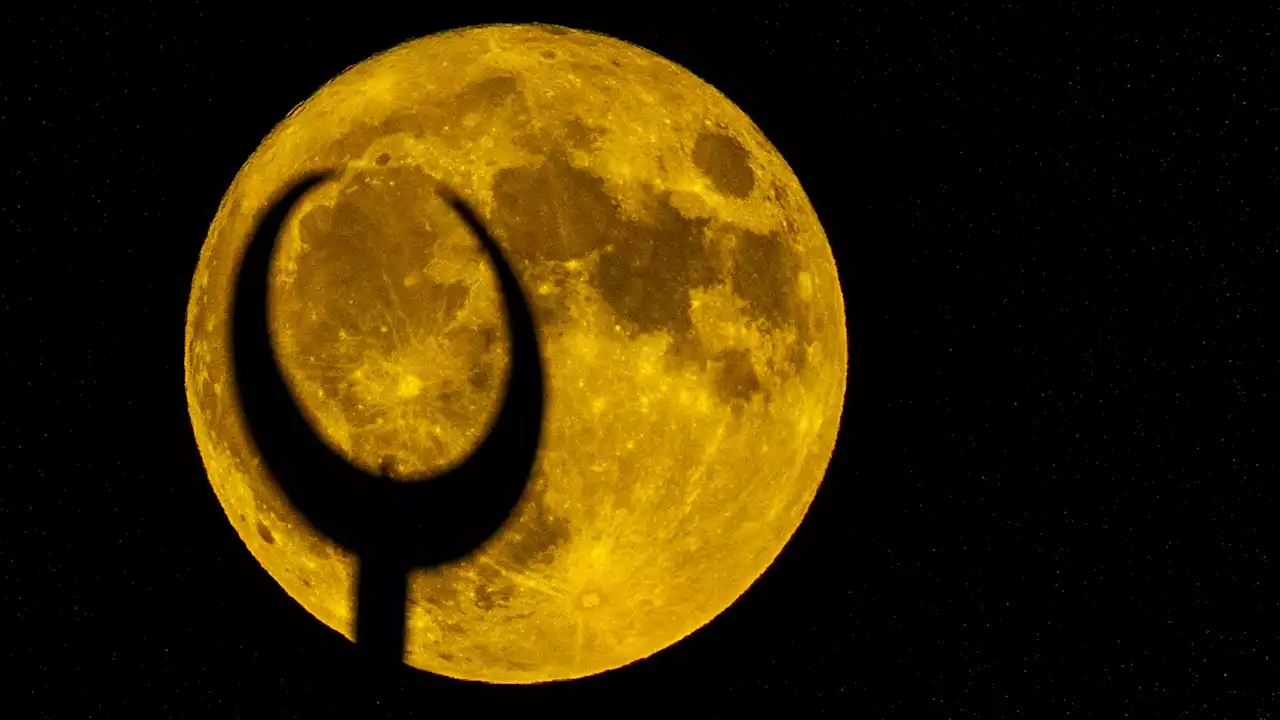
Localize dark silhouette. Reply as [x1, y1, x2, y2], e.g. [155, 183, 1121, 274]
[230, 171, 545, 675]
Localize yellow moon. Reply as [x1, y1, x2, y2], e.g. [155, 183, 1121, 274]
[185, 23, 846, 683]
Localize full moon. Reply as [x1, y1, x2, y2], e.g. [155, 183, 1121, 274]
[185, 23, 846, 683]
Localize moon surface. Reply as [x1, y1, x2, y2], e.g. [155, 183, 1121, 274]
[185, 23, 846, 683]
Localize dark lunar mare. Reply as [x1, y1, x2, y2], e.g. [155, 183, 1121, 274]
[230, 171, 545, 673]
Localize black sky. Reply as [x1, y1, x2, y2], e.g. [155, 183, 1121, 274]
[7, 8, 1280, 717]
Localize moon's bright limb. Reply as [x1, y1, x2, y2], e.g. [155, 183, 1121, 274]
[185, 23, 847, 684]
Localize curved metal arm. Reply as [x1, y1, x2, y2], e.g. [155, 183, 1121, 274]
[230, 170, 544, 664]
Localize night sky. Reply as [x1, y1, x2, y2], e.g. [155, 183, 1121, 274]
[8, 9, 1280, 717]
